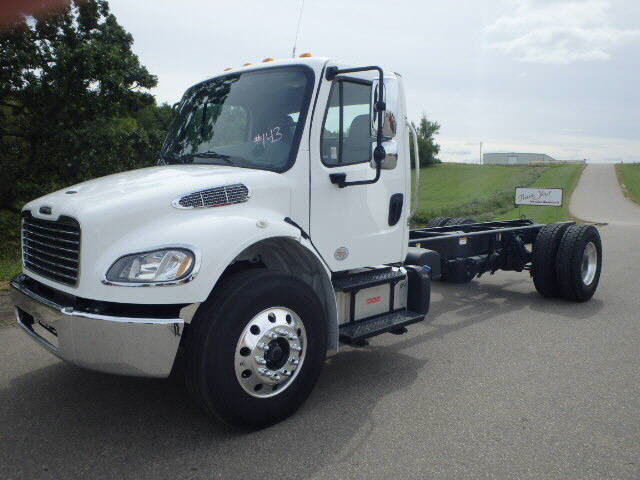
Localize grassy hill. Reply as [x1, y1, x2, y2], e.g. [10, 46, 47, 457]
[616, 164, 640, 205]
[496, 164, 584, 224]
[413, 163, 585, 225]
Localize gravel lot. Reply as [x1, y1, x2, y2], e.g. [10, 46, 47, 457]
[1, 165, 638, 480]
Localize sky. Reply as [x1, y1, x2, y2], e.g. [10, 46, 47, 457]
[108, 0, 640, 163]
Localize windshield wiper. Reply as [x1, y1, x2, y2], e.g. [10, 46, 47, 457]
[179, 151, 235, 165]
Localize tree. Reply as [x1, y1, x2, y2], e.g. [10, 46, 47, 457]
[0, 0, 168, 212]
[411, 114, 441, 168]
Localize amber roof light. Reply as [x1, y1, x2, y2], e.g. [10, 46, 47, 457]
[299, 52, 312, 58]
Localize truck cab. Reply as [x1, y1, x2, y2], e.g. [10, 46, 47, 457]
[10, 56, 427, 427]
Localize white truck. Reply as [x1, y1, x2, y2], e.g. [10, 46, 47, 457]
[10, 56, 602, 428]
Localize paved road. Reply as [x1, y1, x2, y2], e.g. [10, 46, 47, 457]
[571, 163, 640, 224]
[1, 165, 639, 479]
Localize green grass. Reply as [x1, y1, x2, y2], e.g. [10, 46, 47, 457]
[412, 163, 585, 225]
[0, 210, 21, 284]
[616, 164, 640, 205]
[497, 164, 585, 224]
[0, 257, 20, 285]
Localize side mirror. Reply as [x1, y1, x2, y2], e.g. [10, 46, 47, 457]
[370, 140, 398, 170]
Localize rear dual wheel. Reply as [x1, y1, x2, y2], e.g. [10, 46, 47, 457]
[531, 222, 572, 297]
[444, 217, 476, 226]
[532, 224, 602, 301]
[426, 217, 475, 228]
[426, 216, 451, 227]
[556, 225, 602, 302]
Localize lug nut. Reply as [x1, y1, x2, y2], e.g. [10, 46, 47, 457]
[255, 356, 266, 365]
[267, 332, 278, 339]
[291, 345, 302, 352]
[257, 342, 269, 351]
[289, 358, 299, 365]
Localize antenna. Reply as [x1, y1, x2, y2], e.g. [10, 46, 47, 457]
[291, 0, 305, 58]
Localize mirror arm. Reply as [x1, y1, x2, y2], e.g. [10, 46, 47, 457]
[330, 166, 381, 189]
[325, 66, 386, 188]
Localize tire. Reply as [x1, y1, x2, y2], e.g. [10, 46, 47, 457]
[426, 216, 451, 227]
[444, 217, 465, 226]
[445, 217, 475, 226]
[555, 225, 602, 302]
[531, 222, 572, 298]
[184, 270, 328, 428]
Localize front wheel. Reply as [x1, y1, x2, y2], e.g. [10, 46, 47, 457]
[184, 270, 328, 428]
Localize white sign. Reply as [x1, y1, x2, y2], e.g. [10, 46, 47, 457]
[515, 187, 563, 207]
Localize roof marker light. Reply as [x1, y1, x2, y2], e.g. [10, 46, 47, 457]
[262, 57, 275, 62]
[243, 62, 252, 66]
[224, 67, 232, 71]
[299, 52, 312, 58]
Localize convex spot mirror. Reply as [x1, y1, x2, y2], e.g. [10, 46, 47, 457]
[370, 140, 398, 170]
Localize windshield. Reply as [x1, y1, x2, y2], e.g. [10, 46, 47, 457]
[160, 66, 314, 171]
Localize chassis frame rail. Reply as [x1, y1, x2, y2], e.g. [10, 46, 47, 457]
[409, 219, 575, 282]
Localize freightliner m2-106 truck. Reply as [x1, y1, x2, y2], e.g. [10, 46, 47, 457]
[10, 56, 602, 427]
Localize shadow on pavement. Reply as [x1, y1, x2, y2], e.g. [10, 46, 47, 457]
[431, 279, 605, 321]
[386, 278, 604, 353]
[0, 344, 426, 479]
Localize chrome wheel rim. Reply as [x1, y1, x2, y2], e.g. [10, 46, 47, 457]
[234, 307, 307, 399]
[581, 242, 598, 286]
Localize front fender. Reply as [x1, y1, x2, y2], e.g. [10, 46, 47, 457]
[86, 215, 305, 305]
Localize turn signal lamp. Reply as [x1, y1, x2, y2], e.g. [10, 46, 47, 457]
[262, 57, 275, 62]
[299, 52, 312, 58]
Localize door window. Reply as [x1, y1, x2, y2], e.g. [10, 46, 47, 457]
[321, 80, 373, 166]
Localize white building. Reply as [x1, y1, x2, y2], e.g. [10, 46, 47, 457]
[483, 152, 557, 165]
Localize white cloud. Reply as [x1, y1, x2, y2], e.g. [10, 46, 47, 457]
[487, 0, 640, 63]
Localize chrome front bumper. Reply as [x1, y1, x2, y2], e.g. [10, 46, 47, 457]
[9, 275, 187, 378]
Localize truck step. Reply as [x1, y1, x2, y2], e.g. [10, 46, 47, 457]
[333, 268, 406, 292]
[339, 310, 424, 344]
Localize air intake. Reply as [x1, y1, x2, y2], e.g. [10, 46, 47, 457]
[173, 184, 250, 209]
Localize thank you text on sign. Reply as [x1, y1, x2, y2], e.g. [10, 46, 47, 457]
[515, 187, 563, 207]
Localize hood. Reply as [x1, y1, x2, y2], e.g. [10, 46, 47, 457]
[23, 164, 292, 222]
[20, 164, 297, 300]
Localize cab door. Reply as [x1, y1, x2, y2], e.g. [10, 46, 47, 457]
[309, 69, 408, 271]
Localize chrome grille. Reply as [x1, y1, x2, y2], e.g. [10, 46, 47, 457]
[22, 215, 80, 286]
[174, 184, 249, 209]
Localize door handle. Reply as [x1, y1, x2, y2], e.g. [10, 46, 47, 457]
[388, 193, 404, 226]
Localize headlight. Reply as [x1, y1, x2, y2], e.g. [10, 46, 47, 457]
[105, 248, 196, 284]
